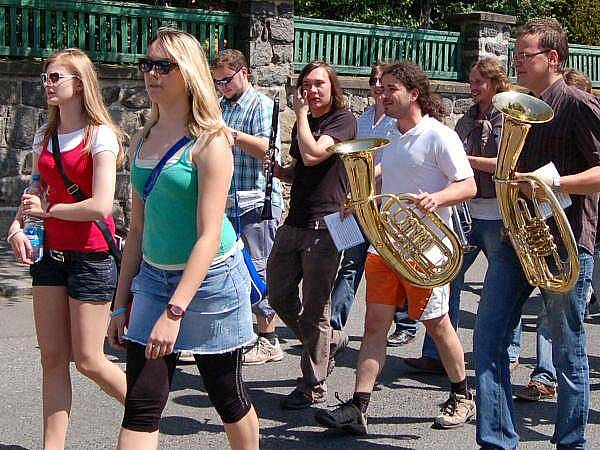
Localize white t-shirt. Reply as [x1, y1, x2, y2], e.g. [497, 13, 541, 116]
[468, 197, 502, 220]
[380, 115, 474, 227]
[356, 106, 401, 164]
[32, 124, 119, 157]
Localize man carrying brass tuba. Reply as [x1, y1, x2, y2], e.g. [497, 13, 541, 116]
[475, 19, 600, 450]
[315, 61, 477, 434]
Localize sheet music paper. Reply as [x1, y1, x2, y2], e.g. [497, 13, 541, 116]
[532, 162, 572, 219]
[323, 213, 365, 251]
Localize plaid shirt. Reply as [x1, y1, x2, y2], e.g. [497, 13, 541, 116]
[220, 86, 283, 217]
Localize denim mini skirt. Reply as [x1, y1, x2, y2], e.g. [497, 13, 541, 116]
[125, 248, 256, 354]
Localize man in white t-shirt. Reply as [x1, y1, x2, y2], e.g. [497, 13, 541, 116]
[315, 61, 477, 435]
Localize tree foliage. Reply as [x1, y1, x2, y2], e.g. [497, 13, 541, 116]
[295, 0, 598, 45]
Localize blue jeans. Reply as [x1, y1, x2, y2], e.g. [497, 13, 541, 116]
[527, 300, 558, 387]
[422, 219, 506, 359]
[393, 303, 419, 335]
[229, 205, 282, 320]
[475, 241, 592, 449]
[330, 239, 369, 330]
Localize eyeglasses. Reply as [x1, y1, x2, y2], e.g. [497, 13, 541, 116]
[214, 67, 242, 86]
[40, 72, 80, 85]
[512, 49, 550, 63]
[138, 58, 179, 75]
[368, 76, 381, 87]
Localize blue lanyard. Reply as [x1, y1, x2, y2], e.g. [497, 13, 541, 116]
[142, 136, 192, 200]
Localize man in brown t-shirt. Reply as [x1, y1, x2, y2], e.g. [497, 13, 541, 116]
[268, 61, 356, 409]
[475, 19, 600, 449]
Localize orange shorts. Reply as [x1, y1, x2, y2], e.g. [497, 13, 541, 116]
[364, 253, 448, 321]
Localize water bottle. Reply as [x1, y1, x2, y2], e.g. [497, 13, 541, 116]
[22, 174, 45, 263]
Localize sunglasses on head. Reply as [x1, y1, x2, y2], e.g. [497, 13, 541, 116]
[40, 72, 79, 85]
[368, 76, 381, 87]
[138, 58, 179, 75]
[214, 67, 242, 86]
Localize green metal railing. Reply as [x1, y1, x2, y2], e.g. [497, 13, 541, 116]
[0, 0, 239, 63]
[508, 39, 600, 87]
[294, 16, 462, 80]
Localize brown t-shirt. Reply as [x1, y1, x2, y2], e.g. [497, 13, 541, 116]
[454, 104, 503, 198]
[285, 109, 357, 229]
[517, 78, 600, 254]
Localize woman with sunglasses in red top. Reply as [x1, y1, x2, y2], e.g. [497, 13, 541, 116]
[6, 48, 126, 449]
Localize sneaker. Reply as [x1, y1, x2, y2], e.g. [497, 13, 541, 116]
[514, 380, 556, 401]
[315, 396, 368, 435]
[281, 388, 325, 410]
[433, 392, 476, 429]
[387, 329, 416, 347]
[178, 351, 196, 364]
[243, 336, 284, 366]
[327, 333, 349, 377]
[403, 356, 447, 375]
[509, 359, 519, 372]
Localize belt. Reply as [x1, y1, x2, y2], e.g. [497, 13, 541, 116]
[48, 249, 111, 263]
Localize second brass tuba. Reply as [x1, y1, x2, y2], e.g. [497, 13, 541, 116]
[328, 138, 464, 288]
[493, 91, 579, 292]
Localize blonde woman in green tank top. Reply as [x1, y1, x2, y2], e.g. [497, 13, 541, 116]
[107, 29, 258, 450]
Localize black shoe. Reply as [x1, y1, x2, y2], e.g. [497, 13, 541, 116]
[387, 329, 416, 347]
[315, 394, 368, 435]
[281, 388, 325, 410]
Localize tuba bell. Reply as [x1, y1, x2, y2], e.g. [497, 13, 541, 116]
[328, 138, 464, 288]
[492, 91, 579, 292]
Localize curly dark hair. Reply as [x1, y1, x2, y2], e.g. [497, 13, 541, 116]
[381, 60, 445, 121]
[296, 61, 346, 111]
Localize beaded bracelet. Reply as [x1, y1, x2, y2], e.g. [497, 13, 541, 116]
[110, 307, 129, 318]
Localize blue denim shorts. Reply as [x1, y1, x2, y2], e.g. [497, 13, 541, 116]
[30, 250, 117, 302]
[125, 249, 256, 354]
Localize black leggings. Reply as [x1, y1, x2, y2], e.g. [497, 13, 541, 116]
[122, 342, 252, 432]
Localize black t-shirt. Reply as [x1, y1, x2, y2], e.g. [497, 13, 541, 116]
[285, 109, 357, 228]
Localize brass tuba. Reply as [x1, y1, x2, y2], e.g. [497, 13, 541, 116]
[328, 138, 463, 288]
[492, 91, 579, 292]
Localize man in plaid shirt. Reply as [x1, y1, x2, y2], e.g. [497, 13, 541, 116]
[212, 49, 285, 365]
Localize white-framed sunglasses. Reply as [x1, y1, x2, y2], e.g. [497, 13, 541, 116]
[40, 72, 80, 85]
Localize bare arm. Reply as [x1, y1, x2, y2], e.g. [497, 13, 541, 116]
[229, 126, 269, 160]
[294, 90, 335, 166]
[273, 158, 297, 183]
[23, 150, 117, 221]
[108, 133, 145, 349]
[468, 155, 497, 174]
[169, 132, 232, 307]
[515, 166, 600, 197]
[413, 177, 477, 213]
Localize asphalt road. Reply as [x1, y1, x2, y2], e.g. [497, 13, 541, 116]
[1, 252, 600, 449]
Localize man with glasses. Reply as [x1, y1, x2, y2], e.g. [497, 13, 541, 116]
[211, 49, 285, 366]
[475, 19, 600, 449]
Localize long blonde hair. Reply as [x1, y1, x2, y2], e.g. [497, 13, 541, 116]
[42, 48, 125, 167]
[142, 28, 226, 138]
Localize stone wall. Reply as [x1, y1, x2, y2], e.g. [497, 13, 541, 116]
[0, 58, 473, 230]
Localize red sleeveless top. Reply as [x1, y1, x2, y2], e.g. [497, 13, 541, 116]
[37, 139, 115, 251]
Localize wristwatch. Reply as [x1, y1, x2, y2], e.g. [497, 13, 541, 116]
[166, 303, 185, 319]
[551, 176, 561, 193]
[230, 129, 238, 143]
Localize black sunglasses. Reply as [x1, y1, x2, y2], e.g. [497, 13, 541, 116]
[138, 58, 179, 75]
[368, 76, 381, 87]
[40, 72, 79, 85]
[214, 67, 242, 86]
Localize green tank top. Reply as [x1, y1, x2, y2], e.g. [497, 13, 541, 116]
[131, 137, 237, 269]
